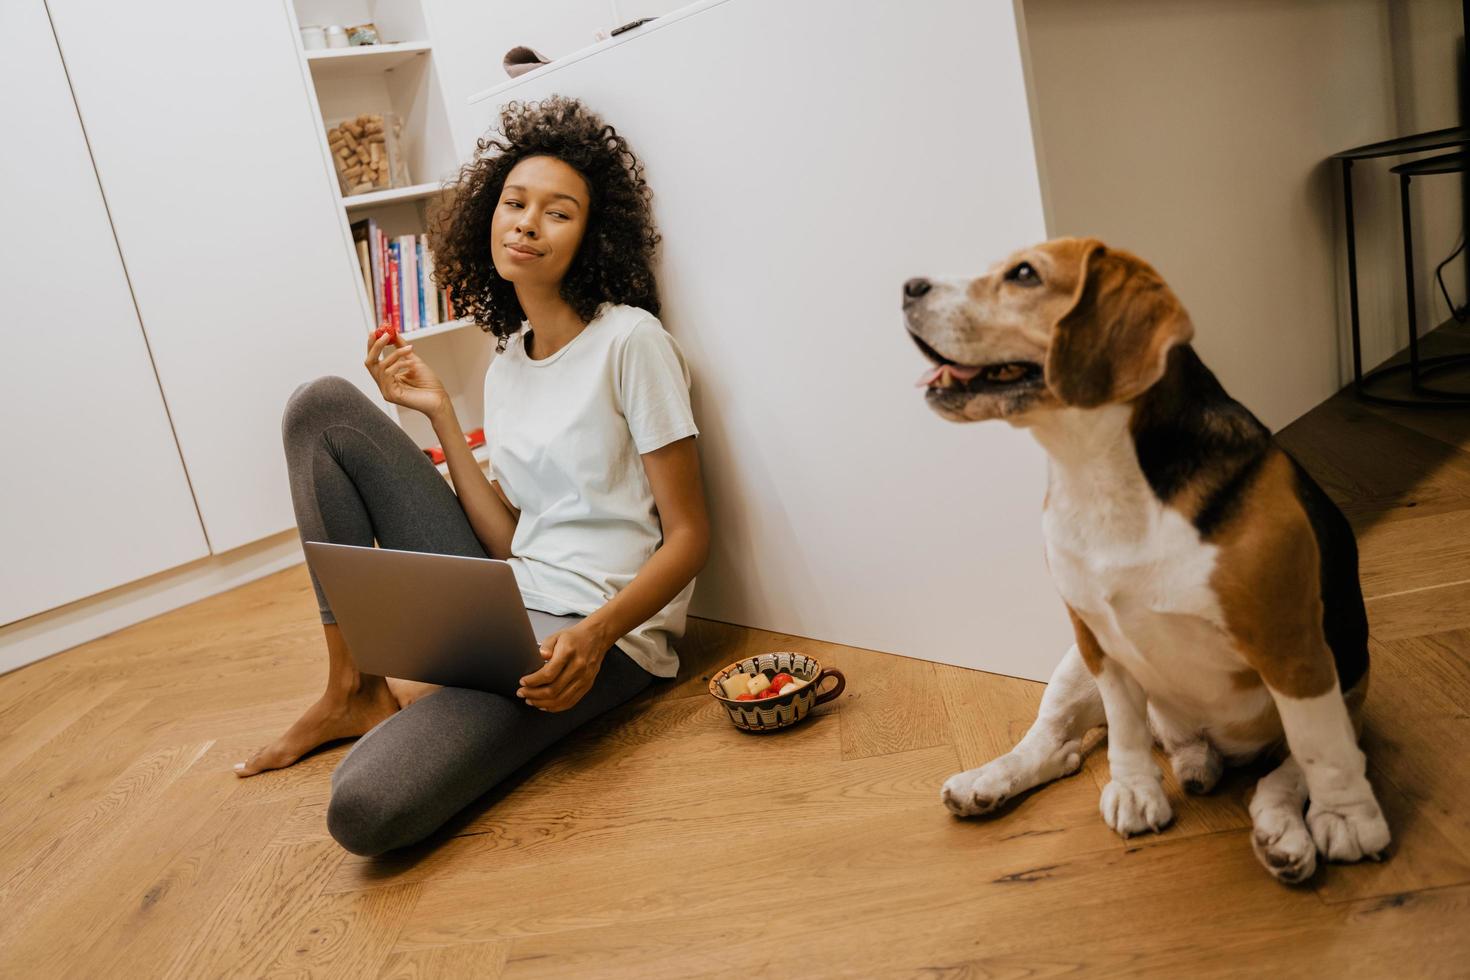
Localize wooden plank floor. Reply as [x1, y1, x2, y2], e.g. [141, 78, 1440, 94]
[5, 344, 1470, 977]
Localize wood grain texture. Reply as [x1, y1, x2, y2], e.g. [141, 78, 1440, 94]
[0, 373, 1467, 976]
[1366, 580, 1470, 641]
[377, 941, 510, 980]
[160, 840, 346, 980]
[268, 880, 423, 979]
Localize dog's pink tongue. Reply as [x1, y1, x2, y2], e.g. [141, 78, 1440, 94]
[915, 363, 984, 387]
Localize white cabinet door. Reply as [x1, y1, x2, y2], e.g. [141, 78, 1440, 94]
[46, 0, 383, 554]
[466, 0, 1069, 680]
[0, 0, 210, 625]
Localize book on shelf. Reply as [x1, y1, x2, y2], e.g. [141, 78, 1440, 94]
[421, 244, 437, 323]
[349, 218, 386, 325]
[349, 221, 372, 308]
[400, 234, 420, 333]
[377, 225, 390, 327]
[416, 238, 428, 329]
[347, 221, 454, 335]
[387, 239, 401, 332]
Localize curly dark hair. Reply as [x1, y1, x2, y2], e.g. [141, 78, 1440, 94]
[431, 95, 661, 352]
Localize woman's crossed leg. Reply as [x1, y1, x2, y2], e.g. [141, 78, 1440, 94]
[236, 374, 490, 777]
[239, 375, 654, 853]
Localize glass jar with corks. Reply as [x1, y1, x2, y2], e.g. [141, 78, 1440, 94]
[326, 113, 407, 196]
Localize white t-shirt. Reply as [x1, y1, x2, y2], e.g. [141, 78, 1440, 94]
[482, 303, 700, 678]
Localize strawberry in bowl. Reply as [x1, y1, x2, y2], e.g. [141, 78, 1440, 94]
[709, 653, 846, 732]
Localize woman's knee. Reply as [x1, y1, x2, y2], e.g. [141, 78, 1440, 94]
[326, 774, 420, 857]
[281, 375, 365, 445]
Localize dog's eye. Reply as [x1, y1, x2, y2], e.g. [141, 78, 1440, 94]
[1005, 262, 1040, 285]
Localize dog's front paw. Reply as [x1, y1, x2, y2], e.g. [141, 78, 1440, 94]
[942, 760, 1020, 817]
[1251, 806, 1317, 884]
[1099, 777, 1173, 837]
[1308, 799, 1391, 863]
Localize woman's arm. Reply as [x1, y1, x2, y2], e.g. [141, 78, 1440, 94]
[519, 435, 709, 710]
[428, 402, 520, 559]
[582, 435, 709, 649]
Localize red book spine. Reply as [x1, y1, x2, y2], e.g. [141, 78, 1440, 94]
[388, 243, 401, 332]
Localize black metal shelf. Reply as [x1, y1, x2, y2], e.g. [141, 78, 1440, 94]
[1332, 128, 1470, 408]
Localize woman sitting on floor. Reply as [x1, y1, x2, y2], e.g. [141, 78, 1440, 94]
[236, 95, 709, 857]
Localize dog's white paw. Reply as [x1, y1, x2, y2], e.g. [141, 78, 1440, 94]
[941, 745, 1084, 817]
[942, 762, 1017, 817]
[1251, 805, 1318, 884]
[1308, 799, 1391, 863]
[1099, 777, 1173, 837]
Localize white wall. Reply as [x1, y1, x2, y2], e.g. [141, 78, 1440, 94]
[425, 0, 693, 160]
[463, 0, 1075, 681]
[19, 0, 1452, 678]
[1018, 0, 1464, 429]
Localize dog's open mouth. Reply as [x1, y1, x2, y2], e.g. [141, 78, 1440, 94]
[908, 331, 1042, 394]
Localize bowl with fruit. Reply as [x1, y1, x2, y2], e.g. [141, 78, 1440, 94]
[708, 652, 845, 732]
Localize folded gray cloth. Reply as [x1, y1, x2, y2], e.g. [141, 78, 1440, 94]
[503, 45, 552, 78]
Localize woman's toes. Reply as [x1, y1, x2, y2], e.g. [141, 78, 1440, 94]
[231, 689, 399, 779]
[233, 742, 291, 778]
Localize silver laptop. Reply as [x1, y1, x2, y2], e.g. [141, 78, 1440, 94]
[303, 541, 582, 696]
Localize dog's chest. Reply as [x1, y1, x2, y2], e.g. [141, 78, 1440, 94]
[1044, 487, 1218, 620]
[1043, 480, 1247, 702]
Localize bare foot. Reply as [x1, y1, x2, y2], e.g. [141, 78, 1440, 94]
[234, 682, 399, 777]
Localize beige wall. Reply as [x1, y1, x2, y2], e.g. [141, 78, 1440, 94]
[1018, 0, 1463, 429]
[1389, 0, 1464, 356]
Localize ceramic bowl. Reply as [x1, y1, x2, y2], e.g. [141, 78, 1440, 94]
[708, 651, 846, 732]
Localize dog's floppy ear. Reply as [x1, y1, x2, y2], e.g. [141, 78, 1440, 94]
[1045, 240, 1194, 407]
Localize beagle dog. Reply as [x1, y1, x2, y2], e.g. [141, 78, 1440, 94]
[902, 237, 1388, 884]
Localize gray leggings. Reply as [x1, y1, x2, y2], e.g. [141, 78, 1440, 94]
[281, 375, 656, 856]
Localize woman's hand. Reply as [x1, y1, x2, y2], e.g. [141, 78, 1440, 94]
[517, 622, 613, 712]
[365, 331, 449, 417]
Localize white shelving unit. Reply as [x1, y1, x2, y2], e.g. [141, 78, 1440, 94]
[305, 40, 432, 78]
[399, 316, 476, 341]
[340, 180, 446, 210]
[288, 0, 492, 475]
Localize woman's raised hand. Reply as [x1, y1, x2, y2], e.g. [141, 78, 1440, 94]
[365, 330, 449, 417]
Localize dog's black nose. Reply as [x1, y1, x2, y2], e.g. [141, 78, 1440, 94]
[903, 277, 932, 302]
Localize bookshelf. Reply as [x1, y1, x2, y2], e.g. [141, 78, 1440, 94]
[340, 180, 446, 211]
[289, 0, 492, 475]
[399, 316, 476, 341]
[304, 40, 432, 79]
